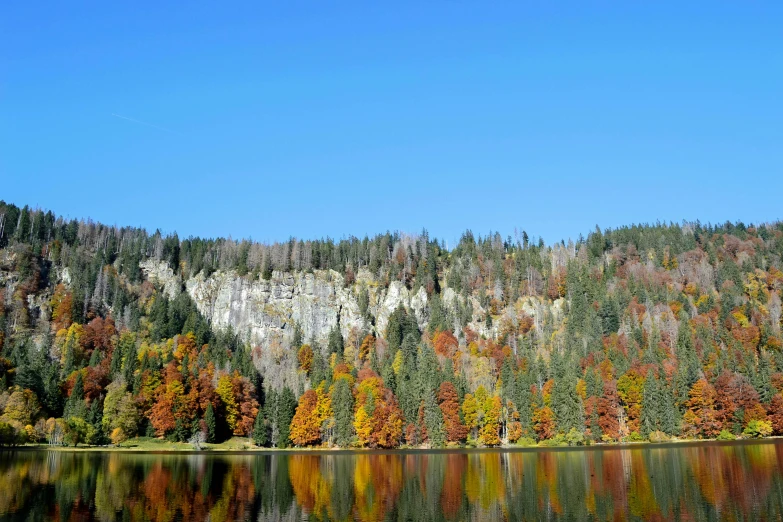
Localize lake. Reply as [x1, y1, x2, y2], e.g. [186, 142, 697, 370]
[2, 441, 783, 521]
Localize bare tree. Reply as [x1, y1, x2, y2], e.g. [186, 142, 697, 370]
[189, 430, 207, 450]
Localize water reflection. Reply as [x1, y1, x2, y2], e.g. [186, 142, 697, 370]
[1, 442, 783, 521]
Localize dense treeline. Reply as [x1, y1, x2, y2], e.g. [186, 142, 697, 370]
[1, 199, 783, 448]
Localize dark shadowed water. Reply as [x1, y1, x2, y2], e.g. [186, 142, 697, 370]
[2, 441, 783, 521]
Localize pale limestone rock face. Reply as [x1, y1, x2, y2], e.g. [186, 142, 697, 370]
[140, 262, 564, 350]
[410, 286, 429, 328]
[140, 260, 181, 299]
[175, 266, 439, 347]
[372, 281, 408, 336]
[181, 268, 423, 347]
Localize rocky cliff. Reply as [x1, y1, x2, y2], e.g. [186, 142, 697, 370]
[140, 260, 507, 347]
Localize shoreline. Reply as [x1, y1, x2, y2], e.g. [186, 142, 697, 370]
[3, 436, 782, 455]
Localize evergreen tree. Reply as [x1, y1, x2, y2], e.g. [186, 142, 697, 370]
[386, 305, 419, 353]
[86, 397, 107, 445]
[660, 384, 679, 436]
[276, 387, 297, 448]
[205, 402, 216, 443]
[599, 298, 620, 336]
[265, 389, 279, 446]
[327, 324, 344, 355]
[678, 317, 699, 384]
[500, 357, 516, 404]
[640, 371, 659, 438]
[332, 378, 354, 447]
[754, 351, 773, 403]
[416, 344, 442, 397]
[253, 409, 268, 446]
[310, 347, 331, 388]
[551, 369, 584, 435]
[109, 341, 123, 377]
[64, 373, 87, 420]
[292, 322, 303, 349]
[428, 295, 449, 334]
[423, 392, 445, 447]
[514, 371, 533, 434]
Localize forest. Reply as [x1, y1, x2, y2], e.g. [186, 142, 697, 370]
[1, 199, 783, 449]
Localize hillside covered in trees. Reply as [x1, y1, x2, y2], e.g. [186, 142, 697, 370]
[1, 199, 783, 448]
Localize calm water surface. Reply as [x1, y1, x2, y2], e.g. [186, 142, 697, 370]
[2, 441, 783, 521]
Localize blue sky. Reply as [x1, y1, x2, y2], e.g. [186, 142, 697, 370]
[2, 2, 781, 246]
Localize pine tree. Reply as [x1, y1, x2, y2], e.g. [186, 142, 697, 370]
[276, 387, 297, 448]
[552, 369, 584, 435]
[660, 384, 679, 435]
[754, 351, 773, 403]
[292, 322, 303, 349]
[252, 409, 267, 446]
[423, 392, 445, 447]
[205, 402, 216, 443]
[677, 316, 700, 394]
[500, 357, 515, 404]
[310, 348, 330, 387]
[123, 339, 138, 388]
[599, 298, 620, 336]
[515, 371, 533, 434]
[640, 371, 658, 438]
[64, 373, 87, 420]
[86, 397, 106, 445]
[327, 324, 344, 355]
[332, 378, 354, 447]
[109, 342, 123, 378]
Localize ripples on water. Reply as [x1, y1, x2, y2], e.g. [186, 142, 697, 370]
[1, 441, 783, 521]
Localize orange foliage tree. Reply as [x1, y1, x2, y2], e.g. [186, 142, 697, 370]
[682, 378, 721, 438]
[50, 284, 73, 332]
[290, 390, 321, 446]
[438, 381, 467, 443]
[297, 345, 313, 373]
[433, 331, 459, 358]
[533, 405, 556, 440]
[353, 372, 403, 448]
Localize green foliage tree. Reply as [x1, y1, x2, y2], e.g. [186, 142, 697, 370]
[332, 378, 354, 447]
[205, 402, 217, 443]
[276, 387, 297, 448]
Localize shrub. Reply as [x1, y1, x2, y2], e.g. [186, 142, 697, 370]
[566, 428, 585, 446]
[0, 422, 18, 446]
[648, 431, 671, 443]
[743, 420, 772, 438]
[516, 436, 537, 447]
[717, 430, 736, 441]
[65, 417, 88, 447]
[627, 431, 644, 442]
[110, 427, 128, 445]
[540, 433, 567, 447]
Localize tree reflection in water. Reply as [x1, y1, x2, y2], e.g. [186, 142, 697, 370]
[1, 442, 783, 521]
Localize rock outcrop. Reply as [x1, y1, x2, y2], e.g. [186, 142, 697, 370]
[138, 261, 525, 348]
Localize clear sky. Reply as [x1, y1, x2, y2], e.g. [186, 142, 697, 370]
[2, 2, 782, 246]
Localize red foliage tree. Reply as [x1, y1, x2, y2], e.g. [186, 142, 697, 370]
[597, 381, 621, 440]
[767, 395, 783, 435]
[437, 381, 468, 443]
[80, 316, 117, 358]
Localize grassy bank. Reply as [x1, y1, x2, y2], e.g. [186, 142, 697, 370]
[7, 434, 781, 453]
